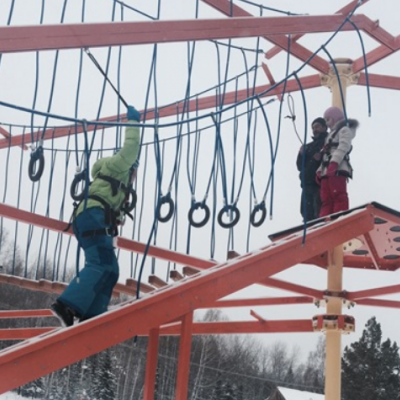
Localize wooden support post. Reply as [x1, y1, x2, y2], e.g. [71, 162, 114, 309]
[175, 312, 193, 400]
[324, 246, 344, 400]
[143, 328, 160, 400]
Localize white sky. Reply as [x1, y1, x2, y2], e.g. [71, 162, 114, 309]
[1, 0, 400, 366]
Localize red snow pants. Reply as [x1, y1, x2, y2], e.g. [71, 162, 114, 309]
[319, 175, 349, 217]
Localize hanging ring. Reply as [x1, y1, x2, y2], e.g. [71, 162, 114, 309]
[157, 193, 174, 223]
[217, 205, 240, 229]
[28, 146, 45, 182]
[188, 201, 210, 228]
[124, 188, 137, 213]
[70, 170, 88, 201]
[250, 201, 267, 227]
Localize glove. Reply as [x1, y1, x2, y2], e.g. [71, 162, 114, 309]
[127, 106, 141, 122]
[326, 162, 339, 177]
[316, 171, 322, 186]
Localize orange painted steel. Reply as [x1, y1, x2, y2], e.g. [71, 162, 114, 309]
[0, 74, 322, 150]
[0, 15, 370, 55]
[202, 0, 330, 73]
[175, 313, 194, 400]
[261, 277, 324, 300]
[143, 328, 160, 400]
[356, 298, 400, 309]
[204, 295, 314, 308]
[0, 202, 215, 270]
[0, 207, 374, 393]
[0, 328, 56, 340]
[265, 0, 371, 59]
[347, 284, 400, 301]
[160, 320, 314, 335]
[0, 309, 53, 318]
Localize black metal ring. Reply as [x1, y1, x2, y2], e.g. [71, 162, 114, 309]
[70, 170, 87, 201]
[124, 188, 137, 213]
[217, 205, 240, 229]
[250, 202, 267, 227]
[28, 147, 45, 182]
[157, 194, 174, 223]
[188, 201, 210, 228]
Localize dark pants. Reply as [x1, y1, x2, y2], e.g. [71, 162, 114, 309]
[58, 207, 119, 319]
[319, 176, 349, 217]
[301, 185, 321, 222]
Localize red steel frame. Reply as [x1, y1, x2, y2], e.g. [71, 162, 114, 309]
[2, 1, 400, 398]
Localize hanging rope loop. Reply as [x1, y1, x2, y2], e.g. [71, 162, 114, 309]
[250, 200, 267, 227]
[217, 204, 240, 229]
[28, 140, 45, 182]
[70, 168, 88, 201]
[188, 200, 210, 228]
[123, 187, 137, 213]
[157, 192, 174, 223]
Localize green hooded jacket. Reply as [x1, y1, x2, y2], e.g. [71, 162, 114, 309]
[76, 121, 140, 217]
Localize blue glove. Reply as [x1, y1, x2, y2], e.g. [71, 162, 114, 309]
[127, 106, 141, 122]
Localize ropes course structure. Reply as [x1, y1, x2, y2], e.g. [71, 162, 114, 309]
[1, 1, 400, 399]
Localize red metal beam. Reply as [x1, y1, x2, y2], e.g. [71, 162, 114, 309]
[202, 0, 330, 73]
[352, 37, 400, 73]
[0, 309, 53, 318]
[356, 298, 400, 309]
[0, 202, 215, 270]
[203, 295, 314, 308]
[0, 74, 322, 150]
[160, 319, 314, 335]
[0, 15, 369, 54]
[175, 313, 193, 400]
[265, 0, 371, 59]
[357, 72, 400, 90]
[261, 277, 324, 300]
[143, 328, 160, 400]
[0, 328, 55, 340]
[348, 284, 400, 301]
[0, 207, 374, 392]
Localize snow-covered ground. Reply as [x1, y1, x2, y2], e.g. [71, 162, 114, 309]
[0, 394, 28, 400]
[278, 387, 324, 400]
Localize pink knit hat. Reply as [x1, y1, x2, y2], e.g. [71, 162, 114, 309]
[323, 106, 344, 125]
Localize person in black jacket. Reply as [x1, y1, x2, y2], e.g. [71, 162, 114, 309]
[296, 117, 328, 221]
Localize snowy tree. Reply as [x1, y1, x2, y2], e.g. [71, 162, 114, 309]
[342, 316, 400, 400]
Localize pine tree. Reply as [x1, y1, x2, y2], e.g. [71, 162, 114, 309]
[342, 316, 400, 400]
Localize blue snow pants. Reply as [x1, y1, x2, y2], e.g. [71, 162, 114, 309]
[58, 207, 119, 319]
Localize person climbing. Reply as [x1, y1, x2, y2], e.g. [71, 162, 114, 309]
[51, 105, 141, 327]
[297, 117, 328, 221]
[316, 106, 359, 217]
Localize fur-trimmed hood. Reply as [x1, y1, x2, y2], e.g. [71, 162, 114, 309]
[333, 118, 359, 131]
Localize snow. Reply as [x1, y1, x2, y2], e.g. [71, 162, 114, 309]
[278, 387, 325, 400]
[0, 393, 29, 400]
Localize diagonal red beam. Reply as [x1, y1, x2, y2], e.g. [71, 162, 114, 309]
[353, 35, 400, 73]
[357, 72, 400, 90]
[203, 295, 314, 308]
[160, 320, 313, 335]
[202, 0, 330, 73]
[0, 15, 368, 54]
[266, 0, 372, 59]
[356, 298, 400, 309]
[0, 207, 374, 392]
[0, 74, 321, 149]
[261, 277, 324, 299]
[348, 284, 400, 301]
[0, 202, 215, 270]
[0, 126, 28, 150]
